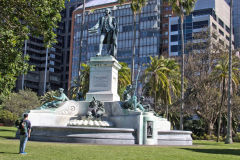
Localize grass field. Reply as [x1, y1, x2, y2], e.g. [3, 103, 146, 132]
[0, 126, 239, 160]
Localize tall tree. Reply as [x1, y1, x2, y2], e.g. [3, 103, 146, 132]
[0, 0, 66, 97]
[119, 0, 148, 84]
[142, 56, 181, 111]
[226, 0, 233, 144]
[211, 54, 239, 142]
[165, 0, 196, 130]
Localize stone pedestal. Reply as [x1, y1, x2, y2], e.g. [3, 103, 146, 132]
[86, 56, 121, 102]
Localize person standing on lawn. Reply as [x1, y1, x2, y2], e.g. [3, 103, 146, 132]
[19, 113, 31, 154]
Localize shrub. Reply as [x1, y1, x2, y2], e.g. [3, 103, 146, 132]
[233, 133, 240, 142]
[0, 110, 18, 126]
[2, 89, 40, 117]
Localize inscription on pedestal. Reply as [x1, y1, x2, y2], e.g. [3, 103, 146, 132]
[93, 76, 108, 88]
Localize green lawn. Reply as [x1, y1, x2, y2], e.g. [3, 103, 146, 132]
[0, 126, 239, 160]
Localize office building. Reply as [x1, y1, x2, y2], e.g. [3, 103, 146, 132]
[168, 0, 234, 56]
[232, 0, 240, 49]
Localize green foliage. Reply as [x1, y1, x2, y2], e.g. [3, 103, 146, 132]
[40, 90, 59, 104]
[119, 0, 148, 15]
[1, 89, 40, 118]
[184, 119, 206, 137]
[0, 110, 18, 126]
[164, 0, 197, 16]
[142, 56, 181, 109]
[233, 133, 240, 142]
[0, 0, 66, 97]
[69, 63, 90, 100]
[118, 62, 131, 100]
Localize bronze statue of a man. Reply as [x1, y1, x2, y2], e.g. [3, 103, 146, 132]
[88, 8, 118, 57]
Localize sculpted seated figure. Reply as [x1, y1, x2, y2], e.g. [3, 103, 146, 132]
[39, 88, 69, 110]
[122, 85, 145, 112]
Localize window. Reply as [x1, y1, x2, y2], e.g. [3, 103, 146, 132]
[49, 68, 54, 72]
[171, 35, 178, 42]
[219, 39, 224, 45]
[50, 61, 55, 65]
[193, 21, 208, 29]
[50, 54, 55, 58]
[226, 36, 230, 41]
[213, 33, 217, 40]
[219, 29, 224, 36]
[218, 18, 224, 28]
[171, 45, 178, 52]
[171, 24, 178, 32]
[226, 26, 230, 34]
[212, 23, 217, 29]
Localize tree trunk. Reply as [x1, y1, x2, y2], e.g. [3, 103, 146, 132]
[137, 9, 141, 94]
[78, 0, 86, 84]
[208, 122, 214, 136]
[154, 74, 157, 110]
[217, 79, 225, 142]
[131, 13, 137, 84]
[166, 105, 169, 120]
[217, 113, 222, 142]
[180, 13, 185, 130]
[226, 0, 233, 144]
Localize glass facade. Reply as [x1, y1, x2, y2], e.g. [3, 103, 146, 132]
[233, 0, 240, 48]
[169, 7, 232, 56]
[71, 0, 161, 84]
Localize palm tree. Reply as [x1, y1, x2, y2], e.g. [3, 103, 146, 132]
[165, 0, 196, 130]
[118, 62, 131, 100]
[211, 54, 239, 142]
[142, 56, 181, 111]
[226, 0, 233, 144]
[69, 63, 90, 100]
[119, 0, 148, 84]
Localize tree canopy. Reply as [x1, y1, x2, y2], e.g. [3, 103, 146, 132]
[0, 0, 66, 97]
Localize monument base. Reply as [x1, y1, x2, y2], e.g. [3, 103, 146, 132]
[86, 56, 121, 102]
[86, 91, 120, 102]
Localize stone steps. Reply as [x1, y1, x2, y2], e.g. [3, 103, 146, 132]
[158, 130, 193, 146]
[29, 126, 136, 144]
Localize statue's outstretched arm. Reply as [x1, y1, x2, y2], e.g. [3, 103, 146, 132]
[88, 18, 100, 33]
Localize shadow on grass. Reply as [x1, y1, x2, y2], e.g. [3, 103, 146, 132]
[0, 129, 16, 132]
[182, 148, 240, 156]
[0, 136, 16, 139]
[0, 152, 19, 155]
[193, 142, 217, 146]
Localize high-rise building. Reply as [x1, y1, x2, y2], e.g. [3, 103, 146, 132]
[224, 0, 239, 49]
[16, 0, 83, 95]
[232, 0, 240, 49]
[160, 1, 173, 57]
[168, 0, 234, 56]
[69, 0, 162, 88]
[60, 0, 83, 91]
